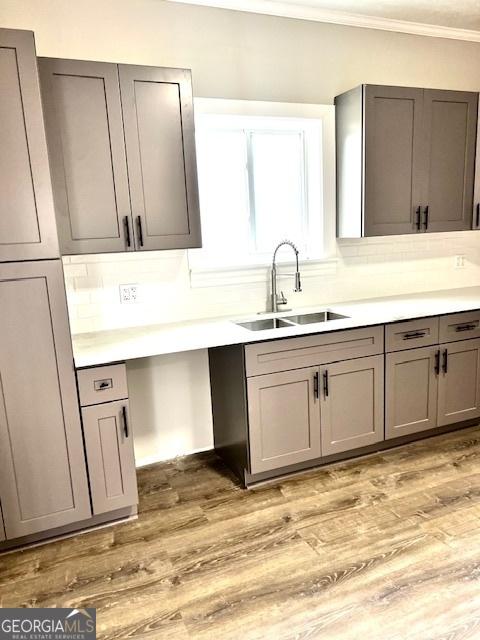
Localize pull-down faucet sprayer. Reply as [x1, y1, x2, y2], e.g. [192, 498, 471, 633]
[270, 240, 302, 313]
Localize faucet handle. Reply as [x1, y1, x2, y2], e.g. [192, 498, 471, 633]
[277, 291, 288, 306]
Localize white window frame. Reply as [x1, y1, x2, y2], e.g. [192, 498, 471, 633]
[189, 98, 336, 287]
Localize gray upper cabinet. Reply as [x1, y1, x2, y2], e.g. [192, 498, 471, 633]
[119, 64, 201, 251]
[363, 85, 424, 237]
[40, 59, 202, 255]
[320, 355, 384, 456]
[473, 99, 480, 230]
[336, 84, 478, 238]
[39, 59, 133, 254]
[422, 90, 477, 232]
[0, 29, 58, 261]
[0, 260, 91, 539]
[247, 367, 321, 474]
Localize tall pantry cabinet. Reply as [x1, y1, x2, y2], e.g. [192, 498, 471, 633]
[0, 29, 91, 540]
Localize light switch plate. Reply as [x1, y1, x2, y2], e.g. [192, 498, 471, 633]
[119, 284, 139, 304]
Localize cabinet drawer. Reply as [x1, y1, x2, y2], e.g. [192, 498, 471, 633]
[439, 311, 480, 343]
[77, 363, 128, 407]
[245, 326, 384, 377]
[385, 317, 439, 352]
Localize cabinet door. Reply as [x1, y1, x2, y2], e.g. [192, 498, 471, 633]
[473, 98, 480, 230]
[437, 339, 480, 426]
[247, 367, 321, 474]
[321, 355, 384, 456]
[0, 261, 91, 539]
[364, 85, 424, 236]
[0, 29, 58, 261]
[119, 65, 201, 251]
[82, 400, 138, 514]
[39, 58, 133, 254]
[386, 346, 439, 439]
[422, 90, 478, 232]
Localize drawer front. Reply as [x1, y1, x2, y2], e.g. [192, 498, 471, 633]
[439, 311, 480, 343]
[245, 326, 384, 377]
[385, 317, 439, 352]
[77, 363, 128, 406]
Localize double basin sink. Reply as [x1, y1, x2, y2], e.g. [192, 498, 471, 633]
[236, 310, 348, 331]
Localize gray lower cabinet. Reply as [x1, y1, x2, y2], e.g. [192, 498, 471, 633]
[39, 58, 133, 254]
[336, 84, 478, 238]
[212, 318, 480, 486]
[320, 355, 384, 455]
[437, 339, 480, 426]
[386, 346, 439, 439]
[119, 64, 201, 251]
[247, 367, 321, 474]
[82, 400, 138, 515]
[0, 260, 91, 539]
[0, 28, 58, 261]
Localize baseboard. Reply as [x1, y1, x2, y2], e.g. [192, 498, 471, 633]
[135, 445, 214, 468]
[0, 506, 138, 555]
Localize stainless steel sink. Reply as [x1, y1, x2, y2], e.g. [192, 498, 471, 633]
[235, 310, 348, 331]
[236, 318, 295, 331]
[283, 311, 348, 325]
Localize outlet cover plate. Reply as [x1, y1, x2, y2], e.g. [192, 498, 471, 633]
[119, 284, 139, 304]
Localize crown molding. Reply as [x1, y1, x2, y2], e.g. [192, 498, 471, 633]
[167, 0, 480, 43]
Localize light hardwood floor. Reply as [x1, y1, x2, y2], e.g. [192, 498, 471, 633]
[2, 426, 480, 639]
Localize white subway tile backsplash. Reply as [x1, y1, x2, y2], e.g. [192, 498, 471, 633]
[63, 232, 480, 335]
[63, 263, 88, 278]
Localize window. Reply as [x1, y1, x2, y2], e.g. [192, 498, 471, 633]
[189, 99, 335, 275]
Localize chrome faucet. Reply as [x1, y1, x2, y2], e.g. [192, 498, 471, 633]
[271, 240, 302, 313]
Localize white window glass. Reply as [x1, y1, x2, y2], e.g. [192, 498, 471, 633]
[190, 105, 333, 272]
[249, 131, 306, 253]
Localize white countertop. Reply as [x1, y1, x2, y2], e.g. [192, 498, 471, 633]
[72, 285, 480, 368]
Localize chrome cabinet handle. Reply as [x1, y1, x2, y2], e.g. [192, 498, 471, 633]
[313, 371, 319, 399]
[323, 370, 329, 398]
[442, 349, 448, 374]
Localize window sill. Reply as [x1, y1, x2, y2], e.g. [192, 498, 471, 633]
[189, 258, 337, 288]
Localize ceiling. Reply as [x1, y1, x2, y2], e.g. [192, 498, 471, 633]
[266, 0, 480, 31]
[169, 0, 480, 40]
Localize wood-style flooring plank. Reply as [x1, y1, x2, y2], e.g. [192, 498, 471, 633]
[2, 426, 480, 639]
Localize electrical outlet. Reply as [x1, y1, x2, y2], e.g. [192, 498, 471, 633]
[119, 284, 139, 304]
[454, 255, 466, 269]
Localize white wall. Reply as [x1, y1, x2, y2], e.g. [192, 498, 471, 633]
[127, 351, 213, 465]
[3, 0, 480, 465]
